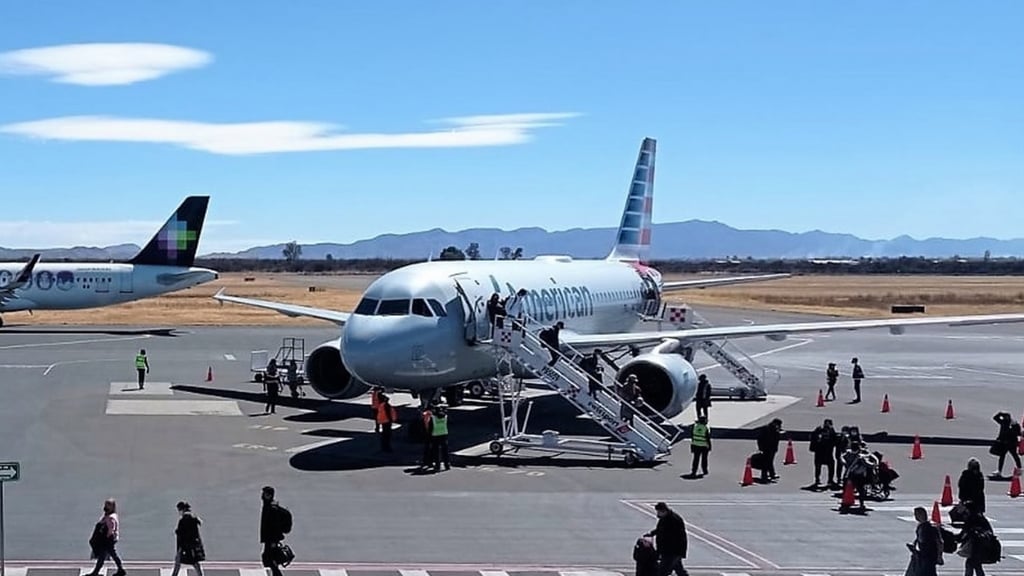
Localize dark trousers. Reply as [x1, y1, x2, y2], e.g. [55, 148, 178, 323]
[853, 379, 862, 402]
[814, 454, 836, 485]
[695, 402, 709, 420]
[261, 543, 283, 576]
[690, 447, 709, 475]
[432, 434, 450, 469]
[825, 382, 836, 400]
[91, 544, 124, 574]
[965, 559, 986, 576]
[656, 554, 687, 576]
[760, 451, 778, 480]
[265, 384, 278, 414]
[998, 448, 1022, 473]
[380, 422, 393, 452]
[137, 368, 146, 389]
[421, 436, 435, 466]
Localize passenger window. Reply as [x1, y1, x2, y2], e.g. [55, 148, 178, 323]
[411, 299, 433, 317]
[428, 299, 447, 317]
[354, 298, 379, 315]
[377, 299, 410, 316]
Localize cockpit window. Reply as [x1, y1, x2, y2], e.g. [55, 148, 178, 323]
[411, 299, 433, 317]
[354, 298, 378, 315]
[377, 299, 410, 316]
[428, 299, 447, 317]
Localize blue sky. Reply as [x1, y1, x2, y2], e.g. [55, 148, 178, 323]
[1, 1, 1021, 253]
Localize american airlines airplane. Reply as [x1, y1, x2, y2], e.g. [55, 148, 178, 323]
[0, 196, 218, 327]
[215, 139, 1024, 418]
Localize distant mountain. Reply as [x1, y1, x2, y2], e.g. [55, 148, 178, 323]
[200, 220, 1024, 260]
[0, 243, 140, 261]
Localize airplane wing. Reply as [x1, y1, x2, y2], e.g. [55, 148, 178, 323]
[213, 289, 350, 326]
[561, 311, 1024, 348]
[661, 273, 790, 292]
[0, 254, 40, 307]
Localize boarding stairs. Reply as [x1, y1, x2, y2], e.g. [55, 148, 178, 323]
[647, 304, 779, 400]
[491, 323, 676, 465]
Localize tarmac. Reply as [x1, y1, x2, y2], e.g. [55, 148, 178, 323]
[1, 306, 1023, 576]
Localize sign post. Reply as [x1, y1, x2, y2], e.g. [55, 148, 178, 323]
[0, 462, 21, 576]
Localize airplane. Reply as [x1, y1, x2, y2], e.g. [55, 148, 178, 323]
[0, 196, 218, 327]
[214, 138, 1024, 420]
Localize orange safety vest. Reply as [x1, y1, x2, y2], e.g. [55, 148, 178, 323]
[376, 403, 397, 425]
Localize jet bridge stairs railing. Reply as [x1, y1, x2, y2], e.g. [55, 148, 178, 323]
[488, 322, 678, 466]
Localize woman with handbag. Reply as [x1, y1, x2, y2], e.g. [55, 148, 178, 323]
[171, 501, 206, 576]
[956, 501, 993, 576]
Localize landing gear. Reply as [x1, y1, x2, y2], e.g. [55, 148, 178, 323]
[489, 441, 504, 455]
[443, 384, 465, 407]
[466, 381, 486, 399]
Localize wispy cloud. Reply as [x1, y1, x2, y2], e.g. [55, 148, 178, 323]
[0, 112, 581, 155]
[0, 43, 212, 86]
[0, 219, 236, 249]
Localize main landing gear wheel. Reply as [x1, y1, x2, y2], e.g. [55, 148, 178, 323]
[467, 381, 486, 398]
[624, 452, 639, 468]
[489, 441, 504, 455]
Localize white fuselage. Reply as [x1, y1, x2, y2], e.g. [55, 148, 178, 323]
[340, 257, 662, 389]
[0, 263, 218, 312]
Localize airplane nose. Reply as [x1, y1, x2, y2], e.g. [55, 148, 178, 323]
[343, 316, 449, 385]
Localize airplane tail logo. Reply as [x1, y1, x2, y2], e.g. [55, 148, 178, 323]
[129, 196, 209, 267]
[607, 137, 655, 262]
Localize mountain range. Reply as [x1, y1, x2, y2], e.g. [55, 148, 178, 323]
[3, 220, 1024, 261]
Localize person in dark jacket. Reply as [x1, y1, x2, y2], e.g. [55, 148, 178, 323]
[992, 412, 1022, 477]
[825, 362, 839, 401]
[260, 486, 286, 576]
[908, 506, 943, 576]
[851, 357, 864, 403]
[810, 418, 839, 489]
[834, 426, 851, 482]
[633, 537, 658, 576]
[958, 457, 986, 515]
[171, 501, 205, 576]
[694, 374, 712, 420]
[539, 322, 565, 365]
[579, 350, 603, 398]
[757, 418, 783, 483]
[956, 501, 993, 576]
[643, 502, 689, 576]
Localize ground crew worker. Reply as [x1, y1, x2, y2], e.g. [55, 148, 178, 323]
[420, 404, 434, 468]
[825, 362, 838, 401]
[135, 349, 150, 390]
[376, 394, 398, 453]
[263, 359, 280, 414]
[694, 374, 712, 420]
[431, 404, 451, 471]
[370, 387, 383, 433]
[851, 357, 864, 403]
[689, 415, 710, 478]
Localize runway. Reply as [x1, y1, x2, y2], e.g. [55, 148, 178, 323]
[1, 308, 1023, 572]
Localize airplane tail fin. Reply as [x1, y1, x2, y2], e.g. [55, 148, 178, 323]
[129, 196, 210, 267]
[607, 137, 656, 263]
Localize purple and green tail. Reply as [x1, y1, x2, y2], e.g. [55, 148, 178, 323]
[129, 196, 209, 267]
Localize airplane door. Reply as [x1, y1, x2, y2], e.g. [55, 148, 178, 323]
[119, 270, 134, 293]
[640, 273, 661, 316]
[453, 279, 490, 344]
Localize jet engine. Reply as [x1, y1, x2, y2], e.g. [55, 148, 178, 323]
[617, 351, 698, 419]
[304, 338, 371, 400]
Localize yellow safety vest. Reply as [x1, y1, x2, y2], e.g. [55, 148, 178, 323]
[691, 423, 710, 448]
[431, 415, 448, 436]
[135, 354, 147, 369]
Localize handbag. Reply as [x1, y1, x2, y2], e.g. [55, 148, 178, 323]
[275, 542, 295, 567]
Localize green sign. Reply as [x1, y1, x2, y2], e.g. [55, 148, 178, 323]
[0, 463, 19, 483]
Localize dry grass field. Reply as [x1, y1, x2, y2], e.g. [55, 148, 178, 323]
[5, 273, 1024, 326]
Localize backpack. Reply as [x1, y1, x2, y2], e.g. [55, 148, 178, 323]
[276, 504, 293, 534]
[976, 530, 1002, 564]
[938, 525, 958, 554]
[89, 520, 109, 550]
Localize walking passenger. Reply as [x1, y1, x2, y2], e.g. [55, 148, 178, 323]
[539, 321, 565, 366]
[907, 506, 943, 576]
[810, 418, 839, 489]
[620, 375, 641, 425]
[956, 501, 993, 576]
[643, 502, 689, 576]
[992, 412, 1022, 477]
[86, 498, 125, 576]
[958, 457, 986, 514]
[825, 362, 838, 401]
[170, 501, 206, 576]
[757, 418, 783, 483]
[260, 486, 293, 576]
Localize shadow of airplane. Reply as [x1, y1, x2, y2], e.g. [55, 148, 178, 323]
[0, 326, 182, 337]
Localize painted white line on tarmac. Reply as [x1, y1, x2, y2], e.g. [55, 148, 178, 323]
[0, 334, 150, 350]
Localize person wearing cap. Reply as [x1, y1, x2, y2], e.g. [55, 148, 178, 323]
[170, 501, 206, 576]
[620, 375, 641, 425]
[825, 362, 839, 402]
[756, 418, 783, 483]
[689, 415, 711, 478]
[694, 374, 712, 420]
[851, 357, 864, 403]
[643, 502, 688, 576]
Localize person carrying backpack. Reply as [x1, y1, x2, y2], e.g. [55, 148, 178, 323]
[260, 486, 294, 576]
[171, 501, 206, 576]
[991, 412, 1022, 477]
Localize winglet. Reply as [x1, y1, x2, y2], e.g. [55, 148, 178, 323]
[129, 196, 210, 267]
[607, 138, 656, 263]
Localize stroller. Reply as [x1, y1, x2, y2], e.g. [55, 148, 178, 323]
[843, 447, 899, 501]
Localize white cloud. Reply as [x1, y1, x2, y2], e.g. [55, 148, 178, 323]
[0, 112, 581, 155]
[0, 219, 235, 249]
[0, 43, 212, 86]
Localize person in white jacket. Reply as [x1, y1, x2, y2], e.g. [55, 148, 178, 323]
[504, 288, 529, 327]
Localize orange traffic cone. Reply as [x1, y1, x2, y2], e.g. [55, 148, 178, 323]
[1009, 468, 1022, 498]
[740, 457, 754, 487]
[945, 399, 955, 420]
[881, 394, 890, 413]
[941, 475, 954, 506]
[784, 439, 797, 465]
[840, 480, 856, 509]
[816, 389, 825, 408]
[911, 435, 923, 460]
[206, 366, 213, 382]
[931, 500, 942, 524]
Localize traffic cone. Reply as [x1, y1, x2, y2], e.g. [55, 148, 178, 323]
[840, 480, 856, 509]
[945, 399, 955, 420]
[1009, 468, 1022, 498]
[931, 500, 942, 524]
[816, 389, 825, 408]
[206, 366, 213, 382]
[740, 457, 754, 487]
[940, 475, 954, 506]
[881, 394, 890, 413]
[911, 435, 923, 460]
[784, 439, 797, 465]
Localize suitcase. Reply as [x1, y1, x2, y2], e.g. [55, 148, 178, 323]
[750, 452, 767, 470]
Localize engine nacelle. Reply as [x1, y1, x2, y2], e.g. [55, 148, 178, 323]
[617, 353, 698, 419]
[304, 338, 371, 400]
